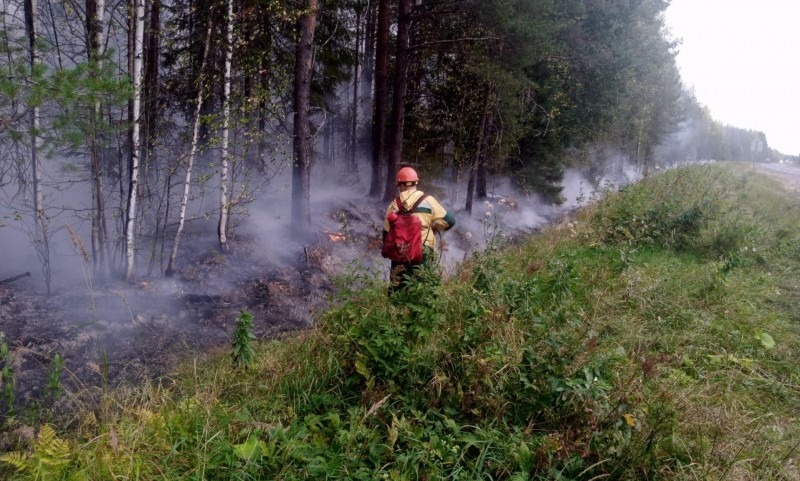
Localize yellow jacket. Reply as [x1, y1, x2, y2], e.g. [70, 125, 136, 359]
[383, 190, 453, 249]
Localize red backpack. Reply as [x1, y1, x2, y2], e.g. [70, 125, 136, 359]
[382, 194, 428, 264]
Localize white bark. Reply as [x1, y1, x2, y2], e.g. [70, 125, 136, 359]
[166, 21, 213, 276]
[28, 0, 42, 223]
[218, 0, 233, 252]
[125, 0, 145, 280]
[96, 0, 105, 51]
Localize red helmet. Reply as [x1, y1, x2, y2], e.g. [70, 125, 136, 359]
[396, 166, 419, 183]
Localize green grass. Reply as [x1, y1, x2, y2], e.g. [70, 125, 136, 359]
[3, 163, 800, 480]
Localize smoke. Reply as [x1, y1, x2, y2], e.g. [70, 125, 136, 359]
[0, 137, 651, 295]
[652, 119, 702, 166]
[0, 154, 96, 290]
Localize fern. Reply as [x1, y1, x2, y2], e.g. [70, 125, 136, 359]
[0, 424, 73, 479]
[0, 451, 28, 472]
[34, 425, 71, 469]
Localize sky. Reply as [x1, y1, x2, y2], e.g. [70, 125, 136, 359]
[664, 0, 800, 156]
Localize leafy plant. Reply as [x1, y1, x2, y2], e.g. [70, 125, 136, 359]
[232, 310, 255, 368]
[47, 353, 64, 400]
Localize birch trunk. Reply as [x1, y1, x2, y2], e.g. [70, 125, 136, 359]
[165, 21, 213, 276]
[87, 0, 109, 276]
[218, 0, 233, 252]
[125, 0, 145, 281]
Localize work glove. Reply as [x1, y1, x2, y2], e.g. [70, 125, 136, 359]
[431, 219, 449, 232]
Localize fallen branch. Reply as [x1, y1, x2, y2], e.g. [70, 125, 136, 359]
[0, 272, 31, 285]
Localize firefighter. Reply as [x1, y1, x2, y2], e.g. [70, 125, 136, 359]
[382, 166, 455, 293]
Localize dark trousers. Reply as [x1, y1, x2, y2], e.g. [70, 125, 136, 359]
[389, 247, 437, 296]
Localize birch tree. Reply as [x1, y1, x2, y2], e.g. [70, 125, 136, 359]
[125, 0, 145, 281]
[165, 20, 213, 277]
[217, 0, 233, 252]
[86, 0, 109, 274]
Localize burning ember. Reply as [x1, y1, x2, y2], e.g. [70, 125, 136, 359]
[324, 230, 346, 242]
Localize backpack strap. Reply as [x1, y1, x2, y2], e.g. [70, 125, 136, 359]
[411, 194, 428, 213]
[396, 193, 428, 213]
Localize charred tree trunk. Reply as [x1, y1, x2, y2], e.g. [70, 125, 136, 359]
[382, 0, 412, 202]
[257, 69, 269, 170]
[465, 165, 476, 216]
[360, 0, 375, 99]
[367, 0, 388, 197]
[478, 83, 496, 199]
[143, 0, 160, 160]
[291, 0, 319, 231]
[348, 5, 361, 177]
[465, 82, 493, 215]
[476, 156, 487, 199]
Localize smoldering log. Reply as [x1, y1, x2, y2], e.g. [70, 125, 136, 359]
[0, 272, 31, 285]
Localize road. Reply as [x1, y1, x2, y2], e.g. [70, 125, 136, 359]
[761, 163, 800, 176]
[758, 163, 800, 191]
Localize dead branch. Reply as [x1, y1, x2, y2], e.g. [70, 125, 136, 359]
[0, 272, 31, 285]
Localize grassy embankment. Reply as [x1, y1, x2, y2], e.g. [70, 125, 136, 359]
[3, 163, 800, 480]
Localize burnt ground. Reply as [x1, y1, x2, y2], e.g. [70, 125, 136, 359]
[0, 200, 393, 412]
